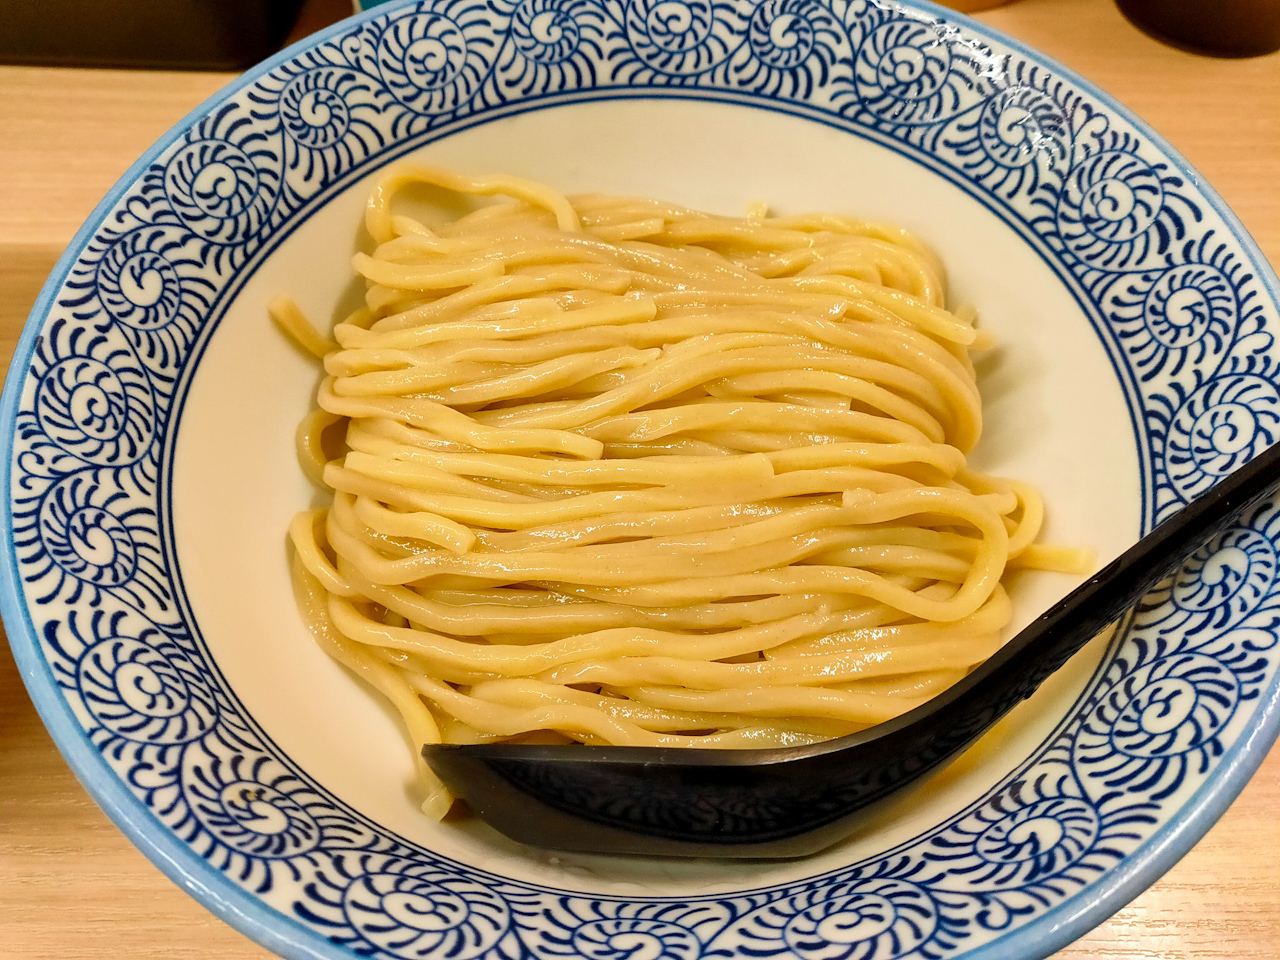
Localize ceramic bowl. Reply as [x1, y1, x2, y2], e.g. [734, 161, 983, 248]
[4, 1, 1280, 958]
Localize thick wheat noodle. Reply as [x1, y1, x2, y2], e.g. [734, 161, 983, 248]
[320, 461, 979, 529]
[406, 673, 868, 748]
[468, 679, 867, 735]
[326, 593, 835, 672]
[530, 637, 1006, 689]
[289, 555, 453, 818]
[279, 165, 1093, 818]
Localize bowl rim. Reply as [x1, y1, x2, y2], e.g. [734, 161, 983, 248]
[3, 2, 1279, 959]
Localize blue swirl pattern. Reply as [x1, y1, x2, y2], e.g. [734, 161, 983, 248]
[35, 357, 154, 467]
[499, 0, 611, 95]
[78, 632, 217, 744]
[165, 140, 269, 243]
[572, 919, 702, 960]
[7, 1, 1280, 959]
[623, 0, 752, 77]
[280, 69, 355, 149]
[1166, 375, 1280, 502]
[733, 0, 846, 99]
[514, 0, 585, 63]
[377, 0, 507, 114]
[714, 878, 950, 960]
[1100, 247, 1244, 383]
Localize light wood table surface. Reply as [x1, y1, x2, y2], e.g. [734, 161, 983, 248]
[2, 0, 1277, 957]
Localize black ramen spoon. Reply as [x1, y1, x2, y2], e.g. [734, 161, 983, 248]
[423, 442, 1280, 858]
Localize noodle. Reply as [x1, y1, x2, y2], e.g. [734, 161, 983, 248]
[279, 165, 1092, 816]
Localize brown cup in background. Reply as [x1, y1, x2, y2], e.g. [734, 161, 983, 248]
[1117, 0, 1280, 57]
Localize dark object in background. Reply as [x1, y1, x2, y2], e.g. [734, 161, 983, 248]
[1117, 0, 1280, 57]
[0, 0, 309, 70]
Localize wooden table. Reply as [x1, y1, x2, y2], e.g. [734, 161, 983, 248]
[1, 0, 1277, 956]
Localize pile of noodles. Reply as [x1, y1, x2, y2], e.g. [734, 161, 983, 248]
[278, 166, 1089, 817]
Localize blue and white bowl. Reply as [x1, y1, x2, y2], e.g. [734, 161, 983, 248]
[4, 1, 1280, 958]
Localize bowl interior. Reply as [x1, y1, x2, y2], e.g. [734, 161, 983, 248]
[172, 96, 1140, 891]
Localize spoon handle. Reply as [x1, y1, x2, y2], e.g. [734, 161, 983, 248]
[987, 438, 1280, 705]
[424, 443, 1280, 857]
[823, 438, 1280, 828]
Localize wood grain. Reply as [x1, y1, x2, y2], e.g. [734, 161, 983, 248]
[1, 2, 1277, 957]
